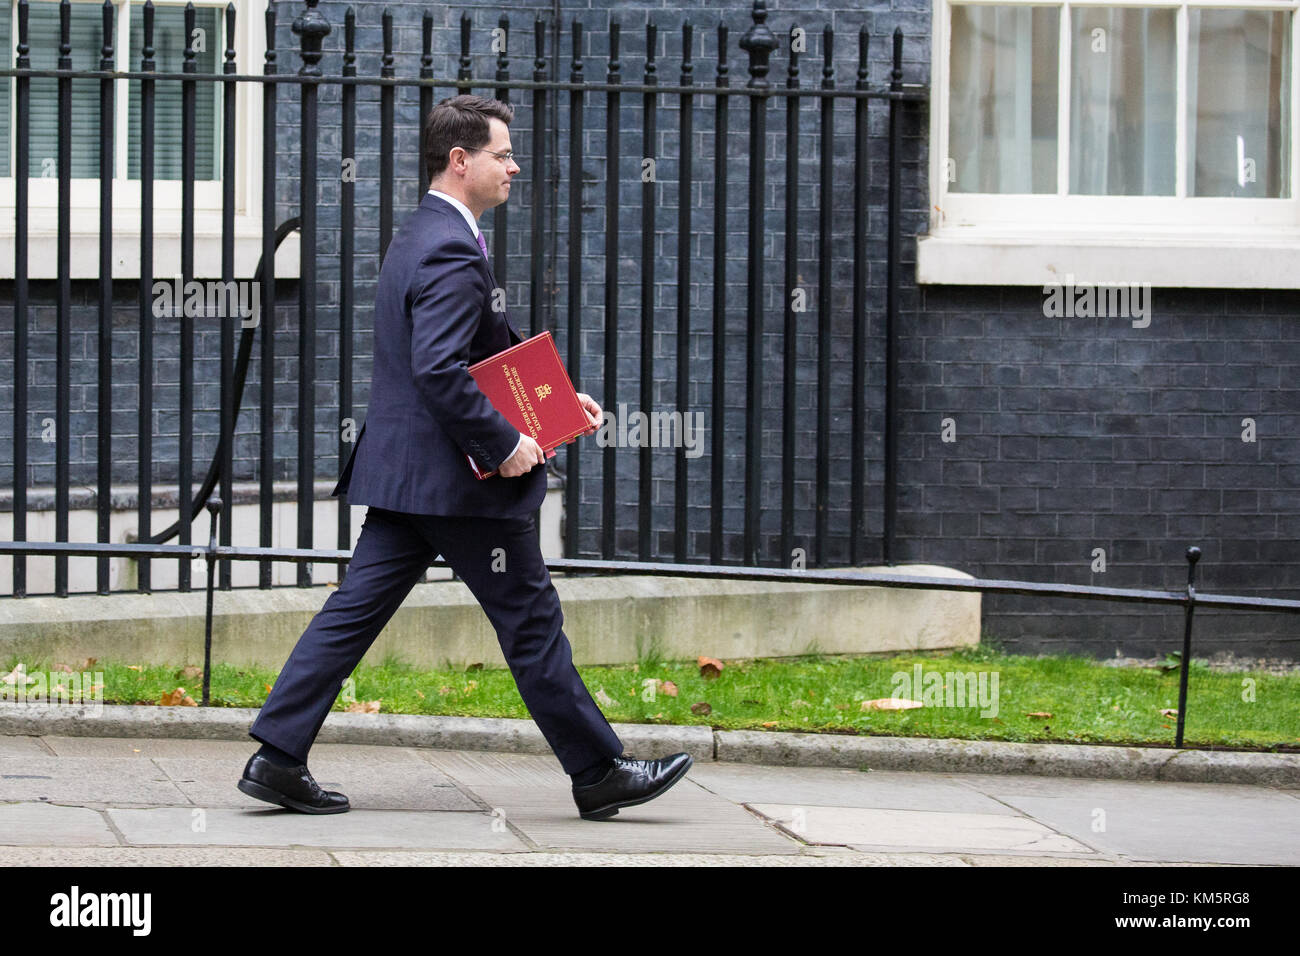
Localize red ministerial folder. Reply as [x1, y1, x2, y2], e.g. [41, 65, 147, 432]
[464, 330, 597, 479]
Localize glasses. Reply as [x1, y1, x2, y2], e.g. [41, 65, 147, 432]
[458, 146, 517, 164]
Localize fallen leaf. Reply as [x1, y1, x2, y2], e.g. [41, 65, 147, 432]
[438, 686, 452, 696]
[415, 690, 425, 699]
[698, 656, 724, 679]
[761, 721, 777, 728]
[860, 698, 924, 711]
[1, 664, 34, 686]
[52, 663, 74, 674]
[466, 662, 484, 672]
[1025, 712, 1053, 719]
[159, 687, 196, 706]
[264, 683, 274, 694]
[346, 700, 381, 714]
[179, 665, 203, 679]
[1159, 708, 1178, 718]
[126, 665, 143, 672]
[79, 658, 97, 671]
[834, 704, 850, 711]
[690, 701, 712, 716]
[661, 680, 679, 697]
[594, 688, 616, 707]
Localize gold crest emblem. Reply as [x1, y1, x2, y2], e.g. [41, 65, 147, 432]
[535, 383, 552, 399]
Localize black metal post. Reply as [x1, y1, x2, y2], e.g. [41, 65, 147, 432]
[179, 1, 197, 592]
[739, 1, 776, 567]
[419, 11, 433, 190]
[1174, 546, 1201, 749]
[638, 22, 657, 561]
[379, 8, 393, 262]
[338, 6, 357, 583]
[851, 26, 870, 565]
[565, 19, 583, 558]
[55, 0, 71, 596]
[815, 24, 833, 566]
[202, 497, 221, 705]
[709, 23, 728, 565]
[258, 2, 277, 589]
[219, 2, 237, 590]
[13, 0, 31, 598]
[780, 24, 799, 569]
[138, 0, 156, 593]
[96, 0, 114, 595]
[601, 20, 620, 559]
[493, 16, 509, 282]
[294, 0, 330, 587]
[530, 15, 547, 337]
[883, 27, 903, 565]
[674, 21, 694, 564]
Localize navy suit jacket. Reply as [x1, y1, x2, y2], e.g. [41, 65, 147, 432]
[332, 192, 547, 517]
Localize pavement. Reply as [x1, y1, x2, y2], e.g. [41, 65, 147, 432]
[3, 727, 1298, 866]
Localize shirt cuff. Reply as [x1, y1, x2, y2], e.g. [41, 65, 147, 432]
[502, 432, 524, 466]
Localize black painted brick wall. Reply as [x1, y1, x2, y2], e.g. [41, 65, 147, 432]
[2, 0, 1296, 657]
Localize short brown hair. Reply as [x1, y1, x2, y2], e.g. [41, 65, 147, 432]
[422, 94, 515, 183]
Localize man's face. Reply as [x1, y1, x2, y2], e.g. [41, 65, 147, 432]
[463, 117, 520, 213]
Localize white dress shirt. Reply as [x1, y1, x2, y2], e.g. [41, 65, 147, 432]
[427, 188, 525, 468]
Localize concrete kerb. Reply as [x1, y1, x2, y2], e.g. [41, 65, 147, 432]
[1, 703, 1297, 789]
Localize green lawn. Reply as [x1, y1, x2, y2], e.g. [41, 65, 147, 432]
[4, 643, 1297, 751]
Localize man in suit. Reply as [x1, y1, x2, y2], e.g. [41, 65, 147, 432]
[239, 95, 691, 821]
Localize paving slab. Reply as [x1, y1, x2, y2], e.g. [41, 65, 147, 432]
[0, 756, 189, 805]
[41, 736, 258, 759]
[0, 846, 336, 866]
[747, 803, 1098, 855]
[0, 802, 119, 847]
[106, 806, 528, 851]
[686, 762, 1021, 815]
[957, 774, 1300, 866]
[155, 755, 480, 812]
[0, 735, 50, 757]
[330, 849, 973, 866]
[421, 750, 799, 854]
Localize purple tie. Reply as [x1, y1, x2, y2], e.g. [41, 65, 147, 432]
[475, 231, 489, 260]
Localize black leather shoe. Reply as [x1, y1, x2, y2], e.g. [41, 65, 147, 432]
[572, 751, 693, 820]
[237, 753, 350, 814]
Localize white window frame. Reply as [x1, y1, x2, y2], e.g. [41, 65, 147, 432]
[919, 0, 1300, 288]
[0, 0, 300, 279]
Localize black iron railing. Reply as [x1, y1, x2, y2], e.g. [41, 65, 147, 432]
[2, 0, 930, 598]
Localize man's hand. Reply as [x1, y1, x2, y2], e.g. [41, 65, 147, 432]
[498, 434, 546, 477]
[577, 393, 602, 433]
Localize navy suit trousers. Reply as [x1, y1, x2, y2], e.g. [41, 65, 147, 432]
[248, 506, 624, 775]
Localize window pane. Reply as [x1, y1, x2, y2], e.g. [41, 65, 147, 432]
[1069, 7, 1177, 195]
[127, 5, 222, 180]
[949, 4, 1059, 193]
[1188, 9, 1291, 198]
[26, 0, 109, 178]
